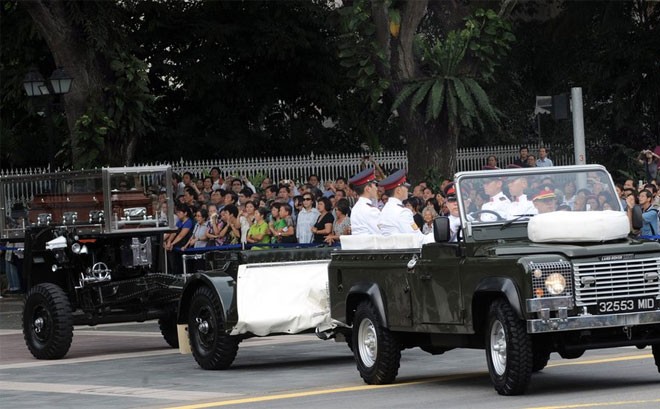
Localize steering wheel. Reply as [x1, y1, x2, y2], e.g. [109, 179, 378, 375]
[468, 210, 505, 222]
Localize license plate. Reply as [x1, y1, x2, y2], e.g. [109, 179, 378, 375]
[593, 297, 659, 314]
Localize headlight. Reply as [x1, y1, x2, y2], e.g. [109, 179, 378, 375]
[545, 273, 566, 295]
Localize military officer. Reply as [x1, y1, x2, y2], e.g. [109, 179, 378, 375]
[505, 169, 537, 219]
[481, 175, 511, 221]
[378, 169, 418, 235]
[348, 168, 381, 235]
[444, 182, 461, 242]
[532, 187, 557, 214]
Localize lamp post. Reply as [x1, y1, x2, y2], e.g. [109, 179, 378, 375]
[22, 66, 73, 169]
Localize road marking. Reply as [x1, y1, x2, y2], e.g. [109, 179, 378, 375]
[547, 353, 652, 367]
[161, 372, 485, 409]
[0, 381, 239, 401]
[525, 398, 660, 409]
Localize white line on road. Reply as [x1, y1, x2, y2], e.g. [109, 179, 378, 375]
[0, 380, 240, 401]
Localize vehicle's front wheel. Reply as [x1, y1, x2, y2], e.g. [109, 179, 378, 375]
[23, 283, 74, 360]
[352, 301, 400, 385]
[158, 304, 179, 348]
[652, 344, 660, 373]
[485, 299, 533, 395]
[188, 286, 239, 370]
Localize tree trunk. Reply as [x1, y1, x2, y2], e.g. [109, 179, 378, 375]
[23, 0, 106, 168]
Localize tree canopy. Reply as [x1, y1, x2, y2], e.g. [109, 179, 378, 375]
[1, 0, 658, 182]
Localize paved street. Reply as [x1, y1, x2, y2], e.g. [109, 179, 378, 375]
[2, 296, 660, 409]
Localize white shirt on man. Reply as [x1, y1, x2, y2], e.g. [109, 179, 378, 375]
[351, 197, 381, 235]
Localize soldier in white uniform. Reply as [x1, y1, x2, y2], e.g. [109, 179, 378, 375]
[505, 172, 537, 219]
[481, 176, 511, 221]
[377, 169, 418, 235]
[348, 168, 381, 235]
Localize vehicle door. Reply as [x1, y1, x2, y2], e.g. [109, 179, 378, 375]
[408, 243, 463, 325]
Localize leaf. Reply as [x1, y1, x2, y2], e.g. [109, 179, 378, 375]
[409, 80, 434, 113]
[426, 79, 445, 122]
[390, 83, 419, 112]
[464, 78, 498, 124]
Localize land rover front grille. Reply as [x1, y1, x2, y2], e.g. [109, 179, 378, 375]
[573, 257, 660, 306]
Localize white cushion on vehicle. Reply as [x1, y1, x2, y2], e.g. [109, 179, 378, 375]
[340, 233, 420, 249]
[528, 210, 629, 243]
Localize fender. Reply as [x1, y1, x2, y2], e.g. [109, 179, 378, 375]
[474, 277, 524, 319]
[177, 273, 236, 326]
[346, 282, 388, 328]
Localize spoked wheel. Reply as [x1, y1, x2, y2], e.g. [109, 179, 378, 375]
[485, 299, 533, 395]
[158, 303, 179, 348]
[352, 301, 400, 384]
[188, 286, 239, 370]
[22, 283, 73, 360]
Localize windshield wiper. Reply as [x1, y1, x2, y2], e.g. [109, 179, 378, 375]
[500, 214, 536, 230]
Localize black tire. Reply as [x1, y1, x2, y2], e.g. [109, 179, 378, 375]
[158, 305, 179, 348]
[352, 301, 400, 385]
[22, 283, 73, 360]
[485, 299, 533, 395]
[532, 348, 550, 372]
[651, 344, 660, 373]
[558, 349, 585, 360]
[188, 286, 239, 370]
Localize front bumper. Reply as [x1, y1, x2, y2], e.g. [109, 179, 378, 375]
[527, 309, 660, 333]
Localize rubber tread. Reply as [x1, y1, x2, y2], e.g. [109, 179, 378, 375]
[353, 301, 401, 385]
[188, 286, 239, 370]
[23, 283, 74, 360]
[486, 299, 533, 395]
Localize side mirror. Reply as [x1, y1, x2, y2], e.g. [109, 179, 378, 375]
[433, 217, 451, 243]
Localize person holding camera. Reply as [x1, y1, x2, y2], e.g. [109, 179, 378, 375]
[637, 148, 660, 184]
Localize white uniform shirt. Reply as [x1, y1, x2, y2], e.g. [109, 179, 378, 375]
[351, 196, 381, 235]
[378, 197, 420, 236]
[481, 191, 511, 221]
[506, 194, 537, 219]
[448, 214, 461, 242]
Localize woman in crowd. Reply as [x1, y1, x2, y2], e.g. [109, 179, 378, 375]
[240, 200, 257, 243]
[296, 194, 319, 243]
[561, 180, 577, 208]
[271, 203, 297, 243]
[422, 207, 438, 235]
[312, 197, 334, 244]
[219, 204, 241, 244]
[324, 200, 351, 245]
[182, 208, 209, 250]
[205, 204, 226, 246]
[246, 207, 271, 249]
[485, 155, 499, 169]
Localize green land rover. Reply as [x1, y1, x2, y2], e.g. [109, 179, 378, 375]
[328, 164, 660, 395]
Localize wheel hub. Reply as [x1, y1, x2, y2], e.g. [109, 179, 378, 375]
[358, 318, 377, 367]
[490, 320, 507, 375]
[196, 317, 209, 335]
[33, 317, 45, 334]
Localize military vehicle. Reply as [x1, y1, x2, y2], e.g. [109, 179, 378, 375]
[327, 165, 660, 395]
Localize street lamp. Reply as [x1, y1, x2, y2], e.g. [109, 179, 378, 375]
[22, 66, 74, 169]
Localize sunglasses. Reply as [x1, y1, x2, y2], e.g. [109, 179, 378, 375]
[303, 197, 313, 201]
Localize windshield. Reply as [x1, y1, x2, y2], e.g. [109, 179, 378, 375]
[456, 166, 620, 225]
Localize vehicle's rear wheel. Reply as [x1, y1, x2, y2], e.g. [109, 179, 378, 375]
[158, 304, 179, 348]
[651, 344, 660, 373]
[485, 299, 533, 395]
[188, 286, 239, 369]
[23, 283, 73, 360]
[352, 301, 400, 385]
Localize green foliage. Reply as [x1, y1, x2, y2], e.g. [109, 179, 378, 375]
[421, 166, 446, 193]
[391, 8, 514, 132]
[337, 0, 390, 110]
